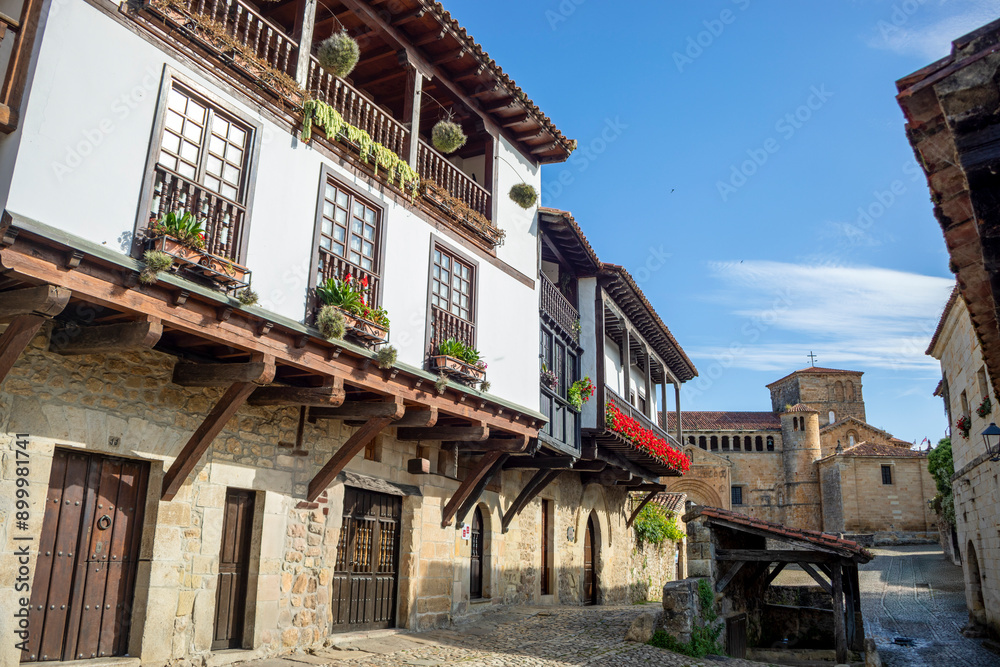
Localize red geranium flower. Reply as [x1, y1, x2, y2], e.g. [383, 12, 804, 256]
[361, 276, 369, 288]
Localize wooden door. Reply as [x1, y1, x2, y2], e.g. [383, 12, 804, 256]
[331, 487, 401, 632]
[23, 449, 149, 662]
[584, 515, 597, 605]
[470, 507, 483, 599]
[212, 489, 255, 650]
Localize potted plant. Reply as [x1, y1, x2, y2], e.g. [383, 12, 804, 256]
[199, 254, 251, 286]
[976, 396, 992, 418]
[540, 365, 558, 391]
[956, 414, 971, 439]
[431, 338, 486, 382]
[315, 272, 389, 345]
[567, 376, 595, 410]
[145, 211, 205, 266]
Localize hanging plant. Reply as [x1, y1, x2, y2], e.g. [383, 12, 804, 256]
[509, 182, 538, 209]
[236, 288, 259, 307]
[140, 250, 173, 285]
[316, 305, 346, 340]
[375, 345, 398, 370]
[432, 117, 467, 154]
[434, 373, 449, 395]
[317, 31, 360, 78]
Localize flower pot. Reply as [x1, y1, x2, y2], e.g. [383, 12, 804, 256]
[149, 235, 202, 267]
[198, 253, 251, 287]
[430, 354, 485, 383]
[334, 307, 389, 346]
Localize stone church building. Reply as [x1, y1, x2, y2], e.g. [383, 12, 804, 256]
[664, 367, 937, 541]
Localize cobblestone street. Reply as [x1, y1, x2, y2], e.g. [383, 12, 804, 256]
[240, 605, 768, 667]
[859, 545, 999, 666]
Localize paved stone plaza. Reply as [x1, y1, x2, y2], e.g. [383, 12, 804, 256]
[238, 605, 768, 667]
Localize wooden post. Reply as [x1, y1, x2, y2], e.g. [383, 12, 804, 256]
[621, 324, 631, 406]
[483, 132, 495, 221]
[293, 0, 319, 87]
[401, 56, 423, 170]
[832, 562, 847, 664]
[595, 290, 606, 418]
[0, 314, 46, 383]
[659, 378, 668, 430]
[642, 343, 653, 420]
[674, 382, 683, 443]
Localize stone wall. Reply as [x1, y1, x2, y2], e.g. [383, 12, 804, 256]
[0, 327, 671, 667]
[769, 372, 866, 426]
[816, 456, 935, 533]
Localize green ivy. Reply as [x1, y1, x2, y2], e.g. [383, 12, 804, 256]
[633, 504, 685, 546]
[649, 579, 725, 658]
[928, 436, 955, 525]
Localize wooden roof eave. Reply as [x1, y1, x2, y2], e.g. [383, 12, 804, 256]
[0, 213, 546, 437]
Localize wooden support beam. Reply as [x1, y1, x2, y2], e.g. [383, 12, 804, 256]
[441, 450, 504, 527]
[832, 562, 847, 664]
[501, 469, 560, 533]
[571, 460, 607, 472]
[49, 319, 162, 355]
[800, 562, 832, 595]
[716, 549, 840, 564]
[626, 489, 659, 528]
[292, 0, 318, 86]
[0, 284, 70, 320]
[248, 378, 345, 407]
[581, 468, 631, 485]
[307, 417, 395, 501]
[453, 452, 508, 526]
[763, 562, 786, 587]
[397, 423, 489, 441]
[306, 397, 405, 420]
[173, 361, 275, 387]
[716, 560, 745, 593]
[503, 455, 575, 470]
[391, 407, 437, 428]
[0, 314, 46, 383]
[501, 112, 530, 128]
[162, 360, 275, 500]
[459, 434, 529, 452]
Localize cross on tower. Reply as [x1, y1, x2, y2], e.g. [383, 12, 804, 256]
[807, 351, 818, 367]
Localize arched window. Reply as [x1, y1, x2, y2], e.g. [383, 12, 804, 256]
[766, 436, 775, 451]
[732, 437, 741, 451]
[710, 436, 719, 451]
[722, 436, 730, 451]
[847, 430, 857, 447]
[755, 436, 763, 451]
[744, 436, 752, 451]
[688, 436, 696, 445]
[699, 436, 707, 450]
[834, 381, 845, 401]
[471, 507, 484, 599]
[846, 381, 855, 401]
[828, 411, 835, 424]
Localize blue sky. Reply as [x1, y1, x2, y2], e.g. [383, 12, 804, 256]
[453, 1, 1000, 444]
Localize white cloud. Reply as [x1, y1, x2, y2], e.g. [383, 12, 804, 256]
[867, 0, 1000, 59]
[688, 260, 954, 372]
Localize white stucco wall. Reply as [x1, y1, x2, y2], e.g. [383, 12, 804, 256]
[3, 0, 542, 409]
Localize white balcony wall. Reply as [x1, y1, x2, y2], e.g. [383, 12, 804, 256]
[0, 0, 541, 410]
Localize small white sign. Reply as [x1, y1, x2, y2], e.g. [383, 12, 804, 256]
[460, 523, 471, 541]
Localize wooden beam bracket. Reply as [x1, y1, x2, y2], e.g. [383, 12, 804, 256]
[626, 489, 660, 528]
[441, 450, 505, 527]
[500, 469, 561, 533]
[307, 416, 395, 501]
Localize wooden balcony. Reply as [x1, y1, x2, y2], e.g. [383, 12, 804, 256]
[417, 139, 491, 220]
[148, 165, 248, 263]
[540, 274, 579, 340]
[540, 386, 580, 453]
[0, 0, 43, 132]
[315, 248, 380, 310]
[600, 386, 683, 477]
[428, 306, 475, 357]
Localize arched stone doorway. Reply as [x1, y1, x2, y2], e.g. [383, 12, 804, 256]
[966, 541, 986, 624]
[584, 513, 599, 605]
[670, 479, 725, 509]
[471, 506, 484, 599]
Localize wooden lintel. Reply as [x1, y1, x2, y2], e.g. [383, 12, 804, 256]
[0, 313, 48, 383]
[626, 489, 659, 529]
[391, 407, 438, 428]
[308, 397, 405, 420]
[161, 376, 272, 500]
[441, 450, 505, 527]
[0, 284, 70, 321]
[50, 318, 162, 355]
[716, 560, 745, 593]
[801, 562, 832, 595]
[458, 434, 532, 453]
[500, 469, 561, 533]
[503, 455, 575, 470]
[173, 361, 276, 387]
[571, 460, 607, 472]
[716, 549, 840, 564]
[397, 423, 489, 441]
[307, 416, 395, 501]
[248, 378, 346, 407]
[453, 452, 509, 527]
[764, 562, 787, 587]
[630, 483, 667, 493]
[581, 468, 631, 486]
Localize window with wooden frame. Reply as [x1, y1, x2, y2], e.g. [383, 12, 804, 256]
[881, 465, 893, 485]
[139, 74, 261, 264]
[427, 241, 477, 355]
[731, 486, 743, 506]
[310, 168, 385, 309]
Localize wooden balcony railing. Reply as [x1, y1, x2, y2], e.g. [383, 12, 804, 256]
[605, 386, 681, 450]
[0, 0, 43, 133]
[316, 248, 380, 307]
[540, 386, 580, 452]
[148, 165, 248, 263]
[428, 306, 475, 357]
[417, 140, 491, 220]
[540, 274, 579, 339]
[306, 60, 409, 158]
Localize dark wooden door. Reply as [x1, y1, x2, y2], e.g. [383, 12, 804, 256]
[470, 507, 483, 599]
[331, 487, 401, 632]
[23, 449, 149, 662]
[584, 515, 597, 605]
[212, 489, 255, 650]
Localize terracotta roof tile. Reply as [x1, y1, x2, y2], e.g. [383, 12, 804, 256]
[837, 441, 926, 458]
[766, 367, 863, 388]
[682, 506, 873, 562]
[648, 492, 686, 515]
[784, 403, 817, 413]
[926, 285, 960, 355]
[664, 411, 781, 431]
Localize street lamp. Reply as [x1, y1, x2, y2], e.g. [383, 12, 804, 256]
[981, 422, 1000, 462]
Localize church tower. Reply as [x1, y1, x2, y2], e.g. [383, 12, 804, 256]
[767, 367, 865, 427]
[779, 404, 823, 531]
